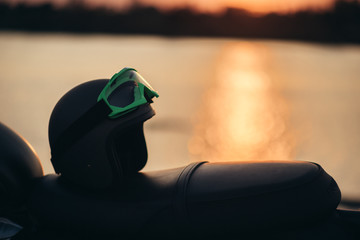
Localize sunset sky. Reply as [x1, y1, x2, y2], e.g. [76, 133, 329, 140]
[3, 0, 337, 14]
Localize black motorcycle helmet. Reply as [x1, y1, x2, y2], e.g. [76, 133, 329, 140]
[0, 122, 43, 219]
[49, 68, 158, 189]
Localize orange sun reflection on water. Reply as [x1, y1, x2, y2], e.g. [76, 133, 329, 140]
[188, 42, 296, 162]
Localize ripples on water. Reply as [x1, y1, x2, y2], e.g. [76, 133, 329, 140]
[0, 32, 360, 198]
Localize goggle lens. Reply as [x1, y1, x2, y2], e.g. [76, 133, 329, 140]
[98, 68, 159, 118]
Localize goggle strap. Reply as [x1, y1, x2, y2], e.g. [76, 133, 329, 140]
[51, 99, 111, 173]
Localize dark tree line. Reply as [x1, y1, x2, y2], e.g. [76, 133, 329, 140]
[0, 0, 359, 43]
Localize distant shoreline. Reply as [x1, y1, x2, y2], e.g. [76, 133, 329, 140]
[1, 1, 360, 44]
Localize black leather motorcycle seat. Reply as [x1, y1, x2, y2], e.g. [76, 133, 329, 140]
[28, 160, 341, 238]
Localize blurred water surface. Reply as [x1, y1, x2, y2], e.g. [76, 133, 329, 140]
[0, 32, 360, 198]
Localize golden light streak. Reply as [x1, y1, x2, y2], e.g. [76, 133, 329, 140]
[188, 42, 295, 162]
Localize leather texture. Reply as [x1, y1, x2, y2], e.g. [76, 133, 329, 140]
[28, 160, 341, 238]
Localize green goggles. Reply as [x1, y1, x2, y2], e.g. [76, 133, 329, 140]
[98, 67, 159, 118]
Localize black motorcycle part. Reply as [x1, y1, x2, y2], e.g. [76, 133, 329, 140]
[28, 160, 340, 239]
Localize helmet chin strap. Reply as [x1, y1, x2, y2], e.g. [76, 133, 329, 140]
[110, 122, 148, 178]
[51, 99, 111, 174]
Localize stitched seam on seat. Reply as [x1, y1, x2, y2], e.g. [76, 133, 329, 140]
[173, 161, 207, 224]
